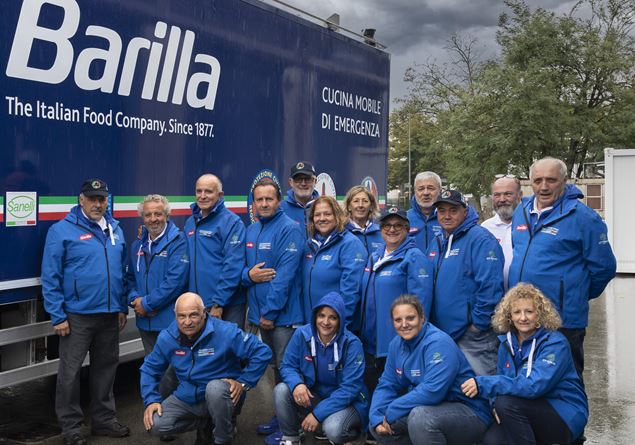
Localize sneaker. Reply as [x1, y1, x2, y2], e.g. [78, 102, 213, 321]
[257, 416, 279, 435]
[63, 432, 87, 445]
[314, 429, 327, 441]
[91, 420, 130, 437]
[264, 430, 283, 445]
[279, 439, 301, 445]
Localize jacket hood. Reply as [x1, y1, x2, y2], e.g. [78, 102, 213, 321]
[68, 205, 118, 228]
[311, 291, 346, 340]
[286, 189, 319, 208]
[410, 195, 437, 220]
[190, 198, 226, 221]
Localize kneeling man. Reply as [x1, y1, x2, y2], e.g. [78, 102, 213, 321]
[140, 292, 272, 444]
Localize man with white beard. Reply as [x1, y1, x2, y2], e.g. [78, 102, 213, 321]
[481, 175, 522, 289]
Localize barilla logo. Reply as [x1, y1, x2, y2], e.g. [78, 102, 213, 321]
[429, 251, 437, 257]
[409, 228, 418, 233]
[505, 362, 510, 368]
[246, 242, 254, 248]
[136, 251, 144, 256]
[304, 355, 313, 362]
[305, 254, 313, 259]
[79, 233, 93, 241]
[364, 267, 370, 272]
[174, 350, 186, 356]
[516, 224, 528, 231]
[7, 0, 221, 110]
[188, 230, 195, 236]
[396, 368, 402, 376]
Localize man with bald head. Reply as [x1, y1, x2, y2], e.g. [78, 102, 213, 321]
[508, 157, 616, 377]
[184, 174, 247, 327]
[140, 292, 272, 444]
[482, 175, 522, 289]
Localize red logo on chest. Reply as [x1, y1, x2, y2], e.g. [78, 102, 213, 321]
[175, 350, 186, 356]
[246, 242, 254, 248]
[505, 362, 510, 368]
[304, 355, 313, 362]
[516, 224, 528, 231]
[428, 251, 436, 257]
[305, 254, 313, 259]
[188, 230, 195, 236]
[79, 234, 93, 241]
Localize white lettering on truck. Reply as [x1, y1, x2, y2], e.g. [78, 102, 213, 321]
[6, 0, 221, 110]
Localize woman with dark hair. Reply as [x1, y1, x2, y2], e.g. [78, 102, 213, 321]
[461, 283, 588, 445]
[343, 185, 383, 255]
[359, 207, 433, 395]
[369, 295, 491, 445]
[302, 196, 367, 327]
[274, 292, 368, 445]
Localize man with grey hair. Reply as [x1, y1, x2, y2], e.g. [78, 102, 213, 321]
[481, 175, 522, 289]
[184, 174, 247, 327]
[509, 156, 616, 378]
[407, 171, 443, 252]
[140, 292, 272, 444]
[126, 195, 189, 410]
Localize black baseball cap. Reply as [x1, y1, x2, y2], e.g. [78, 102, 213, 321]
[290, 161, 316, 178]
[81, 178, 109, 197]
[379, 206, 409, 224]
[433, 189, 467, 208]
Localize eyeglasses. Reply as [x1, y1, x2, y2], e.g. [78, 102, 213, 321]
[381, 223, 407, 232]
[292, 176, 315, 184]
[495, 174, 517, 179]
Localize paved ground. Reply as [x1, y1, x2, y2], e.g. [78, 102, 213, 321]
[1, 275, 635, 444]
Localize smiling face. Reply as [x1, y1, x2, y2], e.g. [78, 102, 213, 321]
[492, 178, 522, 222]
[253, 184, 280, 218]
[392, 303, 424, 341]
[436, 202, 467, 235]
[530, 160, 566, 210]
[511, 298, 539, 342]
[313, 201, 337, 236]
[414, 178, 441, 213]
[315, 306, 339, 343]
[349, 191, 372, 225]
[289, 173, 317, 204]
[381, 215, 409, 251]
[142, 200, 168, 239]
[79, 194, 107, 221]
[195, 175, 223, 216]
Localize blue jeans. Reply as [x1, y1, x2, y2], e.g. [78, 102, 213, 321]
[457, 327, 499, 376]
[371, 402, 487, 445]
[273, 382, 362, 444]
[150, 379, 238, 443]
[260, 326, 294, 384]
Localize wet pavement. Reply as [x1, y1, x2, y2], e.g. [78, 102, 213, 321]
[1, 275, 634, 444]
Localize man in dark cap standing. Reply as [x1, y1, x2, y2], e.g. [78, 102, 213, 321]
[280, 161, 318, 238]
[41, 179, 130, 445]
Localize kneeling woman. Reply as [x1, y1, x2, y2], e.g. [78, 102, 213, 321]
[370, 295, 491, 445]
[274, 292, 368, 445]
[461, 283, 588, 445]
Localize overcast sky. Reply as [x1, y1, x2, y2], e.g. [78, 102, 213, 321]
[264, 0, 582, 109]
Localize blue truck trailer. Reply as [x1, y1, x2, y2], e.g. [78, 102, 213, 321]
[0, 0, 390, 387]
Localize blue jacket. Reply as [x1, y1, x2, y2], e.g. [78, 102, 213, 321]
[476, 329, 588, 439]
[279, 292, 369, 427]
[140, 315, 272, 406]
[359, 238, 433, 357]
[508, 185, 616, 328]
[126, 221, 189, 332]
[242, 208, 304, 326]
[427, 207, 504, 340]
[369, 322, 492, 427]
[302, 230, 368, 326]
[41, 206, 127, 326]
[346, 221, 383, 256]
[407, 196, 442, 253]
[280, 189, 319, 238]
[184, 199, 246, 308]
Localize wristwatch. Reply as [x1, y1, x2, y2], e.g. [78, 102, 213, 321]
[240, 382, 250, 391]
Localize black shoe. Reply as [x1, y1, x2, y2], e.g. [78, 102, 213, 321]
[91, 420, 130, 437]
[63, 432, 87, 445]
[194, 421, 214, 445]
[160, 434, 176, 441]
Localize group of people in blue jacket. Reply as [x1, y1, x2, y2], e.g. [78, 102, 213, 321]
[42, 156, 616, 445]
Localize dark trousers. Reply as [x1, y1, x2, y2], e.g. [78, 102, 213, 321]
[364, 353, 386, 397]
[559, 328, 586, 379]
[139, 329, 178, 399]
[482, 395, 573, 445]
[56, 313, 120, 435]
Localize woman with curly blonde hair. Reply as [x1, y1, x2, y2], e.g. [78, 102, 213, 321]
[461, 283, 588, 445]
[343, 186, 383, 255]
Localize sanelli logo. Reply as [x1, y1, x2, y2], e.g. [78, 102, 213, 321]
[7, 195, 36, 218]
[7, 0, 221, 110]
